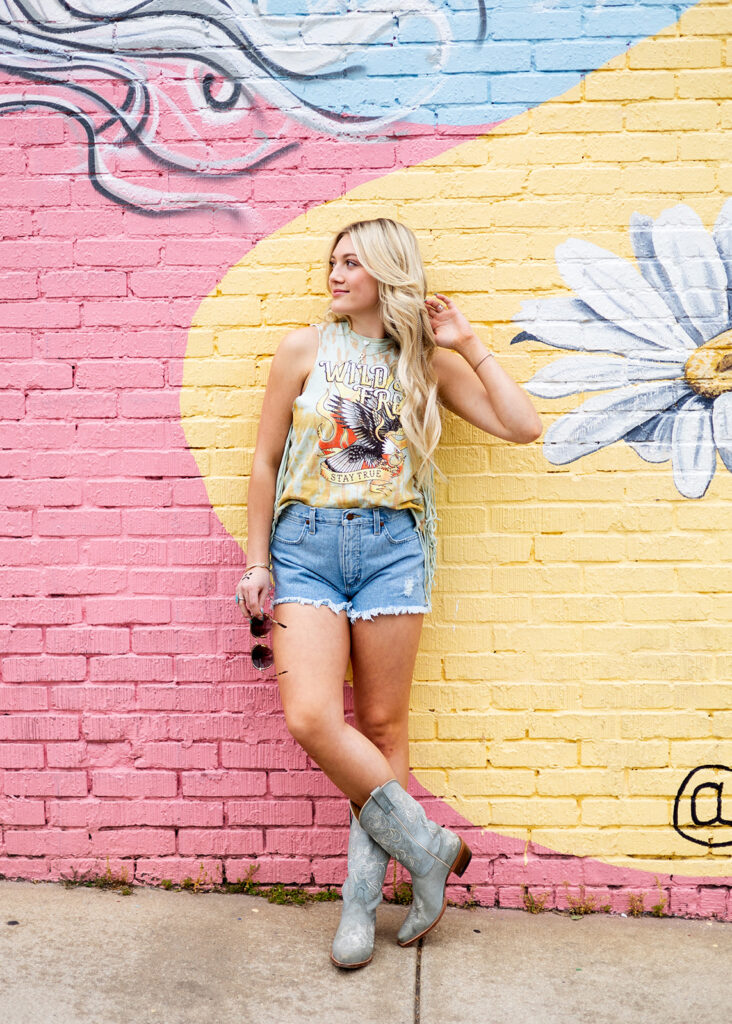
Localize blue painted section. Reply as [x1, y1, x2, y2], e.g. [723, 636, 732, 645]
[266, 0, 701, 128]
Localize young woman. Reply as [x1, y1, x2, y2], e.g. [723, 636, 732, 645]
[236, 218, 541, 969]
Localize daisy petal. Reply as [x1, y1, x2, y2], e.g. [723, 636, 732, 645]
[651, 205, 729, 344]
[527, 355, 683, 399]
[556, 239, 695, 352]
[712, 198, 732, 322]
[543, 381, 689, 465]
[624, 407, 678, 463]
[630, 212, 704, 346]
[711, 391, 732, 473]
[516, 297, 688, 362]
[671, 394, 716, 498]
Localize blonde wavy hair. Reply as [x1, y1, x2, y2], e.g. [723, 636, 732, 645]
[325, 218, 442, 488]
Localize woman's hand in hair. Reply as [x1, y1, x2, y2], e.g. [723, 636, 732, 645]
[425, 293, 476, 352]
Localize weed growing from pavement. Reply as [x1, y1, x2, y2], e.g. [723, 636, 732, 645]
[60, 857, 133, 895]
[522, 886, 549, 913]
[562, 882, 611, 917]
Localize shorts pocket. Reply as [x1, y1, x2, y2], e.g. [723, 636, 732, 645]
[381, 514, 420, 546]
[273, 510, 308, 546]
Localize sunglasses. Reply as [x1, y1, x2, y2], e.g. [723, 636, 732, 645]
[250, 613, 288, 675]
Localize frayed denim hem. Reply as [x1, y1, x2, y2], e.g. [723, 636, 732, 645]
[347, 604, 431, 622]
[273, 596, 349, 617]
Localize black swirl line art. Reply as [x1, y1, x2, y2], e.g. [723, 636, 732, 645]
[673, 765, 732, 849]
[0, 0, 451, 214]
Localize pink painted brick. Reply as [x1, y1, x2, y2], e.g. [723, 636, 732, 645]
[165, 238, 251, 265]
[221, 742, 309, 771]
[0, 176, 70, 207]
[130, 269, 216, 297]
[310, 857, 348, 886]
[0, 628, 43, 653]
[313, 800, 350, 826]
[92, 770, 178, 797]
[0, 598, 82, 625]
[27, 391, 118, 418]
[85, 598, 171, 624]
[52, 686, 136, 711]
[0, 567, 43, 595]
[0, 273, 37, 299]
[0, 540, 79, 566]
[7, 829, 89, 856]
[0, 744, 44, 768]
[0, 857, 52, 880]
[46, 743, 91, 768]
[0, 685, 47, 710]
[0, 332, 32, 358]
[497, 886, 526, 909]
[75, 238, 160, 266]
[37, 208, 125, 237]
[41, 270, 127, 297]
[135, 858, 223, 885]
[0, 479, 81, 507]
[0, 361, 72, 389]
[178, 829, 264, 856]
[131, 626, 218, 654]
[4, 771, 86, 797]
[124, 209, 213, 235]
[0, 392, 24, 418]
[82, 715, 136, 742]
[86, 539, 168, 565]
[82, 299, 171, 328]
[493, 856, 585, 886]
[90, 828, 176, 856]
[229, 800, 313, 827]
[118, 391, 181, 419]
[227, 857, 312, 884]
[252, 174, 343, 202]
[265, 828, 344, 857]
[36, 509, 121, 536]
[0, 240, 72, 268]
[0, 301, 79, 329]
[182, 771, 267, 797]
[123, 510, 211, 536]
[43, 567, 127, 596]
[0, 797, 46, 825]
[75, 421, 167, 449]
[0, 115, 65, 144]
[0, 715, 78, 741]
[1, 656, 86, 682]
[0, 511, 33, 536]
[137, 685, 225, 712]
[85, 480, 173, 507]
[130, 570, 218, 597]
[0, 421, 76, 449]
[172, 479, 211, 505]
[46, 628, 130, 655]
[88, 656, 173, 682]
[76, 362, 165, 390]
[270, 771, 342, 798]
[135, 742, 218, 769]
[48, 799, 223, 828]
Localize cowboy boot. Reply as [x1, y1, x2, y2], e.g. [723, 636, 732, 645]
[330, 803, 391, 969]
[356, 778, 471, 947]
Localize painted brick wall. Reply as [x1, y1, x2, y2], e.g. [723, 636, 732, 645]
[1, 0, 731, 919]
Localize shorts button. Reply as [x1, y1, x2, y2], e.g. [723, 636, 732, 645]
[346, 512, 355, 520]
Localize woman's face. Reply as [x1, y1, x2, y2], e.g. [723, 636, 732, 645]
[328, 233, 380, 320]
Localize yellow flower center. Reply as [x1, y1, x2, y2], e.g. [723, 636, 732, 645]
[684, 329, 732, 398]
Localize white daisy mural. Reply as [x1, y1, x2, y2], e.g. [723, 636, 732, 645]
[516, 201, 732, 499]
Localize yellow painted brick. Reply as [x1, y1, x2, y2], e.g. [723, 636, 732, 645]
[682, 4, 732, 34]
[423, 624, 493, 655]
[398, 202, 492, 230]
[183, 358, 257, 388]
[622, 164, 716, 193]
[452, 798, 493, 823]
[671, 737, 732, 765]
[628, 38, 722, 69]
[581, 683, 675, 710]
[362, 171, 439, 200]
[625, 535, 718, 561]
[491, 683, 582, 711]
[412, 653, 444, 681]
[532, 595, 622, 623]
[677, 69, 732, 99]
[215, 450, 250, 476]
[677, 131, 732, 161]
[670, 624, 732, 652]
[584, 133, 678, 163]
[439, 507, 490, 535]
[534, 535, 627, 563]
[492, 261, 559, 292]
[492, 565, 583, 593]
[437, 713, 530, 742]
[260, 295, 323, 324]
[583, 626, 671, 654]
[494, 624, 582, 654]
[447, 768, 536, 797]
[407, 714, 437, 741]
[411, 770, 448, 798]
[582, 566, 677, 593]
[525, 137, 587, 165]
[489, 798, 579, 828]
[440, 169, 528, 197]
[409, 740, 486, 769]
[528, 713, 620, 741]
[192, 295, 261, 327]
[185, 328, 215, 357]
[443, 652, 526, 681]
[179, 419, 257, 448]
[626, 769, 687, 797]
[580, 798, 670, 827]
[623, 654, 716, 682]
[612, 830, 687, 857]
[526, 166, 621, 196]
[673, 683, 732, 709]
[622, 595, 713, 622]
[536, 769, 624, 798]
[530, 829, 621, 857]
[218, 268, 309, 295]
[531, 103, 623, 134]
[442, 535, 533, 564]
[581, 740, 669, 769]
[584, 71, 675, 101]
[624, 100, 719, 131]
[489, 740, 578, 769]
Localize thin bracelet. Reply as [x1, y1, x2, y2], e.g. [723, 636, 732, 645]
[240, 562, 271, 577]
[472, 352, 495, 372]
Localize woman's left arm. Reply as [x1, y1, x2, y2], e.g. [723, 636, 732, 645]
[427, 293, 542, 444]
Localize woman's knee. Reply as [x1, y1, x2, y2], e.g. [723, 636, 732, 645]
[356, 714, 407, 756]
[283, 703, 340, 751]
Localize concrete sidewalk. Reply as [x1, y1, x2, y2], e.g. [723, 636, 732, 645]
[0, 878, 729, 1024]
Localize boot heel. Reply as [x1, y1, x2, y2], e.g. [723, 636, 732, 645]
[451, 839, 472, 878]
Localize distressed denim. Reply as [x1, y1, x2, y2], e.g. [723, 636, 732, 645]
[271, 502, 430, 622]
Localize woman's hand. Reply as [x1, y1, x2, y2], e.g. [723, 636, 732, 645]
[235, 566, 272, 619]
[425, 293, 476, 352]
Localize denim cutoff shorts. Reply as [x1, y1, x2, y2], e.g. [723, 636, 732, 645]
[270, 502, 431, 623]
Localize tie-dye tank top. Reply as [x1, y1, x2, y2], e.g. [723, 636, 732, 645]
[270, 320, 439, 595]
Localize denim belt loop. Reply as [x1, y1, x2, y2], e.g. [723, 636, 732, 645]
[307, 508, 316, 534]
[373, 507, 381, 535]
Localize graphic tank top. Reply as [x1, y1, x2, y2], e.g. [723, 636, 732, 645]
[270, 320, 439, 594]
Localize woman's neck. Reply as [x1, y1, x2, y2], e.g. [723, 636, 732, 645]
[347, 312, 386, 340]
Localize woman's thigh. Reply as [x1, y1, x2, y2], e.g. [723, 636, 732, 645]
[271, 601, 351, 733]
[350, 613, 424, 733]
